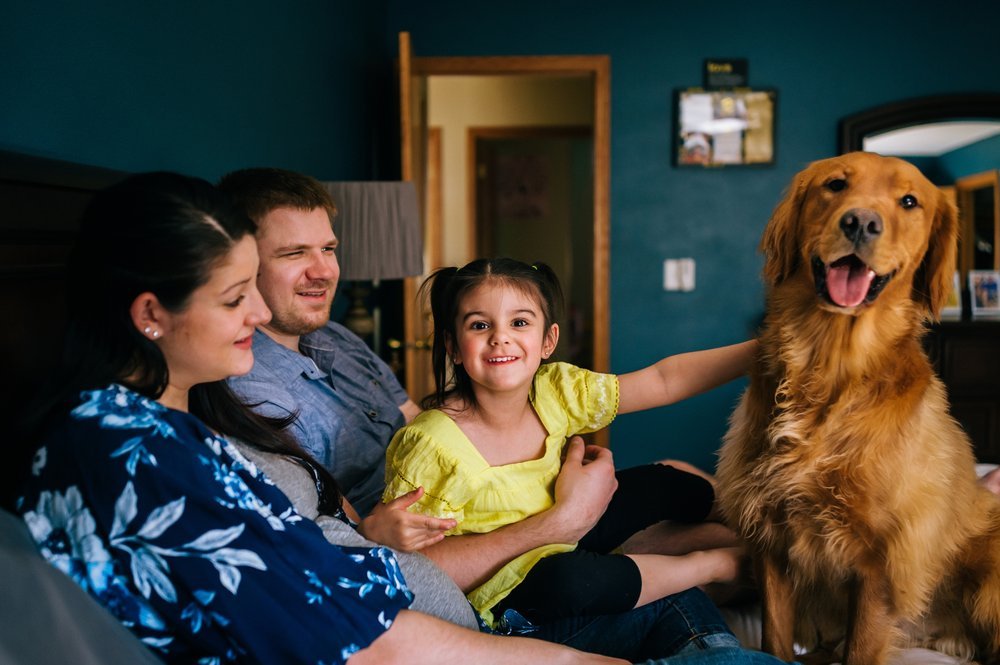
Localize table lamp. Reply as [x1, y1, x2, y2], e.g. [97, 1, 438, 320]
[322, 181, 423, 352]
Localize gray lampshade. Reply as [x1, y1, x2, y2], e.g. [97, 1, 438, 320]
[322, 181, 424, 281]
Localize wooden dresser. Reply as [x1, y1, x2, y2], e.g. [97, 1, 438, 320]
[925, 320, 1000, 462]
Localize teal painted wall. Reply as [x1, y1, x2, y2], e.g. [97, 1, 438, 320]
[941, 135, 1000, 181]
[3, 1, 999, 471]
[1, 2, 393, 181]
[386, 0, 1000, 471]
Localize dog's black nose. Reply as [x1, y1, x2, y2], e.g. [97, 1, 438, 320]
[840, 208, 883, 244]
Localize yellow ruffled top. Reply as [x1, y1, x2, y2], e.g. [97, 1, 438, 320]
[383, 362, 619, 626]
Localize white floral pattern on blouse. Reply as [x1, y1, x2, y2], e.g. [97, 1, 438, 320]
[18, 384, 412, 664]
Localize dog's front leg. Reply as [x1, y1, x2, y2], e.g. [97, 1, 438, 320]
[759, 555, 796, 661]
[843, 573, 895, 665]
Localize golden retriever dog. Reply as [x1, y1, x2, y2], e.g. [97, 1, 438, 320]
[716, 152, 1000, 665]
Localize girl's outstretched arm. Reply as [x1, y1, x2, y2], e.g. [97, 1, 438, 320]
[617, 339, 757, 414]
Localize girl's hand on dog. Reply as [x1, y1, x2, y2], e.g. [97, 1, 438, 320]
[359, 487, 457, 552]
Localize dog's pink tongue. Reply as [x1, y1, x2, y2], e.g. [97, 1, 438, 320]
[826, 260, 875, 307]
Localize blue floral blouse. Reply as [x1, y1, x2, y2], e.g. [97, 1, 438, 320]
[16, 384, 413, 665]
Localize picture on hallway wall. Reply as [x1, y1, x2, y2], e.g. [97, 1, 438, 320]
[495, 153, 549, 219]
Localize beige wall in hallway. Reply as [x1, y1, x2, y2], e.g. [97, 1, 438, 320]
[427, 74, 593, 266]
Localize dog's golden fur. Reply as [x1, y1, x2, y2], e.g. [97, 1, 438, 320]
[716, 152, 1000, 665]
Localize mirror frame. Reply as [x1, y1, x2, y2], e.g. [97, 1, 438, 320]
[838, 93, 1000, 153]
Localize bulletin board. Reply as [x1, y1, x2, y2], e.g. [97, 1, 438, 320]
[674, 88, 777, 167]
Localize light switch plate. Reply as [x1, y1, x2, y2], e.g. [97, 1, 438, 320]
[663, 258, 696, 291]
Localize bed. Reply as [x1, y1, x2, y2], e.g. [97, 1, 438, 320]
[0, 149, 125, 505]
[0, 151, 161, 663]
[0, 149, 991, 664]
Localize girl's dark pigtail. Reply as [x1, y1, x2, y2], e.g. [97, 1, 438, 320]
[423, 266, 459, 409]
[529, 261, 565, 324]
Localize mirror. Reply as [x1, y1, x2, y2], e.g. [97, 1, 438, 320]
[839, 94, 1000, 154]
[840, 94, 1000, 307]
[956, 169, 1000, 274]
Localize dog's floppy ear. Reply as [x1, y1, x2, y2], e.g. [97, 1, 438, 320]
[760, 167, 810, 285]
[913, 188, 959, 319]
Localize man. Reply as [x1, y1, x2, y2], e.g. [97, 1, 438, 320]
[219, 168, 419, 517]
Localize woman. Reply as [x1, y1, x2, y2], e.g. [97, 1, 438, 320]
[16, 172, 791, 665]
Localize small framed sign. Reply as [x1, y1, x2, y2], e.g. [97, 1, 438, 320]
[703, 59, 748, 88]
[674, 88, 777, 167]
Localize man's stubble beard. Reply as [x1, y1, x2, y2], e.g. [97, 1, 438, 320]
[265, 305, 331, 338]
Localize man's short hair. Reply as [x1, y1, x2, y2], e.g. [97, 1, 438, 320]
[217, 168, 337, 224]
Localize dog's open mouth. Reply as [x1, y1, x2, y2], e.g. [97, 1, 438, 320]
[812, 255, 893, 308]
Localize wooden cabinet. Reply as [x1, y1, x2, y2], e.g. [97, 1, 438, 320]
[925, 321, 1000, 462]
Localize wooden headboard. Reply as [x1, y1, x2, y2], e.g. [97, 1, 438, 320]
[0, 150, 125, 503]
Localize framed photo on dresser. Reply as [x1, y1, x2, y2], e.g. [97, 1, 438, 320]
[969, 270, 1000, 319]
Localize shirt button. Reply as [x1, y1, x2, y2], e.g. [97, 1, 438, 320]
[367, 410, 378, 420]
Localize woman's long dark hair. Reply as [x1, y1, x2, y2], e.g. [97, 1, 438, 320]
[422, 257, 563, 411]
[22, 172, 341, 513]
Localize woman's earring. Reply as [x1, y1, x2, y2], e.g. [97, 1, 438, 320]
[143, 327, 160, 339]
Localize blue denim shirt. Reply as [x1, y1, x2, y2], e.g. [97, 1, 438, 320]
[228, 322, 408, 516]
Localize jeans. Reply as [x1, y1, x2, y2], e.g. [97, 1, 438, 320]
[638, 646, 798, 664]
[496, 587, 786, 663]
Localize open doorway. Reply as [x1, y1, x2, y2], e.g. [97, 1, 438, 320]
[426, 71, 596, 370]
[472, 127, 594, 366]
[397, 39, 610, 445]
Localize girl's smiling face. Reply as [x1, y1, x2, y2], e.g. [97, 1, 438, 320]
[450, 280, 559, 398]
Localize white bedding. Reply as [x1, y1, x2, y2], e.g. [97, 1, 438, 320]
[720, 603, 965, 664]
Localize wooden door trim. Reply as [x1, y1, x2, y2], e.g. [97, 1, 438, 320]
[399, 33, 414, 180]
[426, 126, 443, 271]
[398, 32, 422, 397]
[413, 55, 607, 77]
[414, 54, 611, 380]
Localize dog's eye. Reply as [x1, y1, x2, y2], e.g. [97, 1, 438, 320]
[825, 179, 847, 192]
[900, 194, 919, 209]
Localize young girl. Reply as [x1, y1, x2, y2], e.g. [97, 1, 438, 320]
[383, 258, 756, 630]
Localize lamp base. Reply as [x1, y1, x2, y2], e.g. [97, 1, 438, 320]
[343, 282, 375, 338]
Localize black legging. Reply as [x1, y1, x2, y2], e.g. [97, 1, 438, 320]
[492, 463, 715, 623]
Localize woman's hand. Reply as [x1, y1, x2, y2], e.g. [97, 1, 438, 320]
[358, 487, 457, 551]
